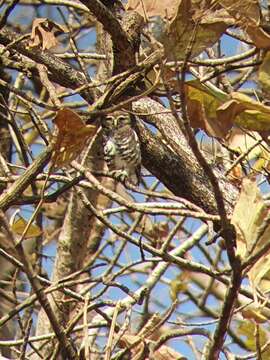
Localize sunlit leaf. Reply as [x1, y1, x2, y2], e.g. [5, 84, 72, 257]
[127, 0, 232, 60]
[184, 80, 270, 137]
[259, 51, 270, 93]
[242, 306, 268, 324]
[25, 129, 39, 146]
[126, 0, 182, 20]
[51, 108, 98, 168]
[231, 178, 267, 259]
[226, 128, 263, 161]
[12, 217, 42, 238]
[219, 0, 270, 48]
[185, 80, 230, 137]
[253, 152, 270, 173]
[237, 320, 270, 357]
[232, 179, 270, 298]
[217, 92, 270, 132]
[170, 272, 189, 301]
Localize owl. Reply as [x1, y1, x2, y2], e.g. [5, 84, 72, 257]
[101, 111, 141, 185]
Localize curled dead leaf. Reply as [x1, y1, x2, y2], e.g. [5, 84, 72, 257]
[127, 0, 232, 60]
[126, 0, 182, 20]
[51, 108, 98, 168]
[219, 0, 270, 49]
[185, 80, 230, 138]
[232, 179, 270, 301]
[29, 18, 67, 50]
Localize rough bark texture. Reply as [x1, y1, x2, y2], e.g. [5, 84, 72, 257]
[134, 98, 238, 216]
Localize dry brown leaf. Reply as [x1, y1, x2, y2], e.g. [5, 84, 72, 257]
[219, 0, 270, 49]
[185, 80, 230, 138]
[126, 0, 182, 20]
[119, 333, 186, 360]
[29, 18, 67, 50]
[219, 0, 260, 23]
[217, 92, 270, 132]
[165, 4, 230, 60]
[231, 179, 270, 299]
[127, 0, 231, 59]
[226, 128, 263, 161]
[51, 108, 98, 168]
[247, 25, 270, 49]
[153, 345, 187, 360]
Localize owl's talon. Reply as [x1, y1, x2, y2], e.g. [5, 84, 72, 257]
[110, 170, 128, 183]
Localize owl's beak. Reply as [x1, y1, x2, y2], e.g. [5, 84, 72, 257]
[113, 118, 118, 128]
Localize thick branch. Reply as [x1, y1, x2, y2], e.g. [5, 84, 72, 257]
[133, 98, 238, 216]
[79, 0, 129, 50]
[0, 28, 94, 102]
[79, 0, 144, 74]
[0, 146, 52, 211]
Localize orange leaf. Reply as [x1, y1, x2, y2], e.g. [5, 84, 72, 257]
[51, 108, 98, 168]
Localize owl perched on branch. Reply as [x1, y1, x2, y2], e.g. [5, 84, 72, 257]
[101, 111, 141, 185]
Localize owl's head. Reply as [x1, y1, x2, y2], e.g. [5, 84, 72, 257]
[102, 111, 134, 132]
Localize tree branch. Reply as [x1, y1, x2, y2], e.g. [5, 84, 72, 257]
[133, 98, 238, 217]
[0, 28, 94, 102]
[79, 0, 144, 74]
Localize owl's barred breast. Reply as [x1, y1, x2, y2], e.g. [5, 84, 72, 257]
[101, 112, 141, 185]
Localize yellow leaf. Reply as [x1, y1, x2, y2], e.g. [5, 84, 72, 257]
[185, 80, 230, 137]
[253, 149, 270, 173]
[12, 218, 42, 238]
[217, 92, 270, 132]
[169, 272, 189, 301]
[242, 306, 268, 324]
[237, 320, 269, 353]
[259, 51, 270, 93]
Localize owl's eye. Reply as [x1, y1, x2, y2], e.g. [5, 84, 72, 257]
[117, 115, 127, 121]
[103, 116, 114, 126]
